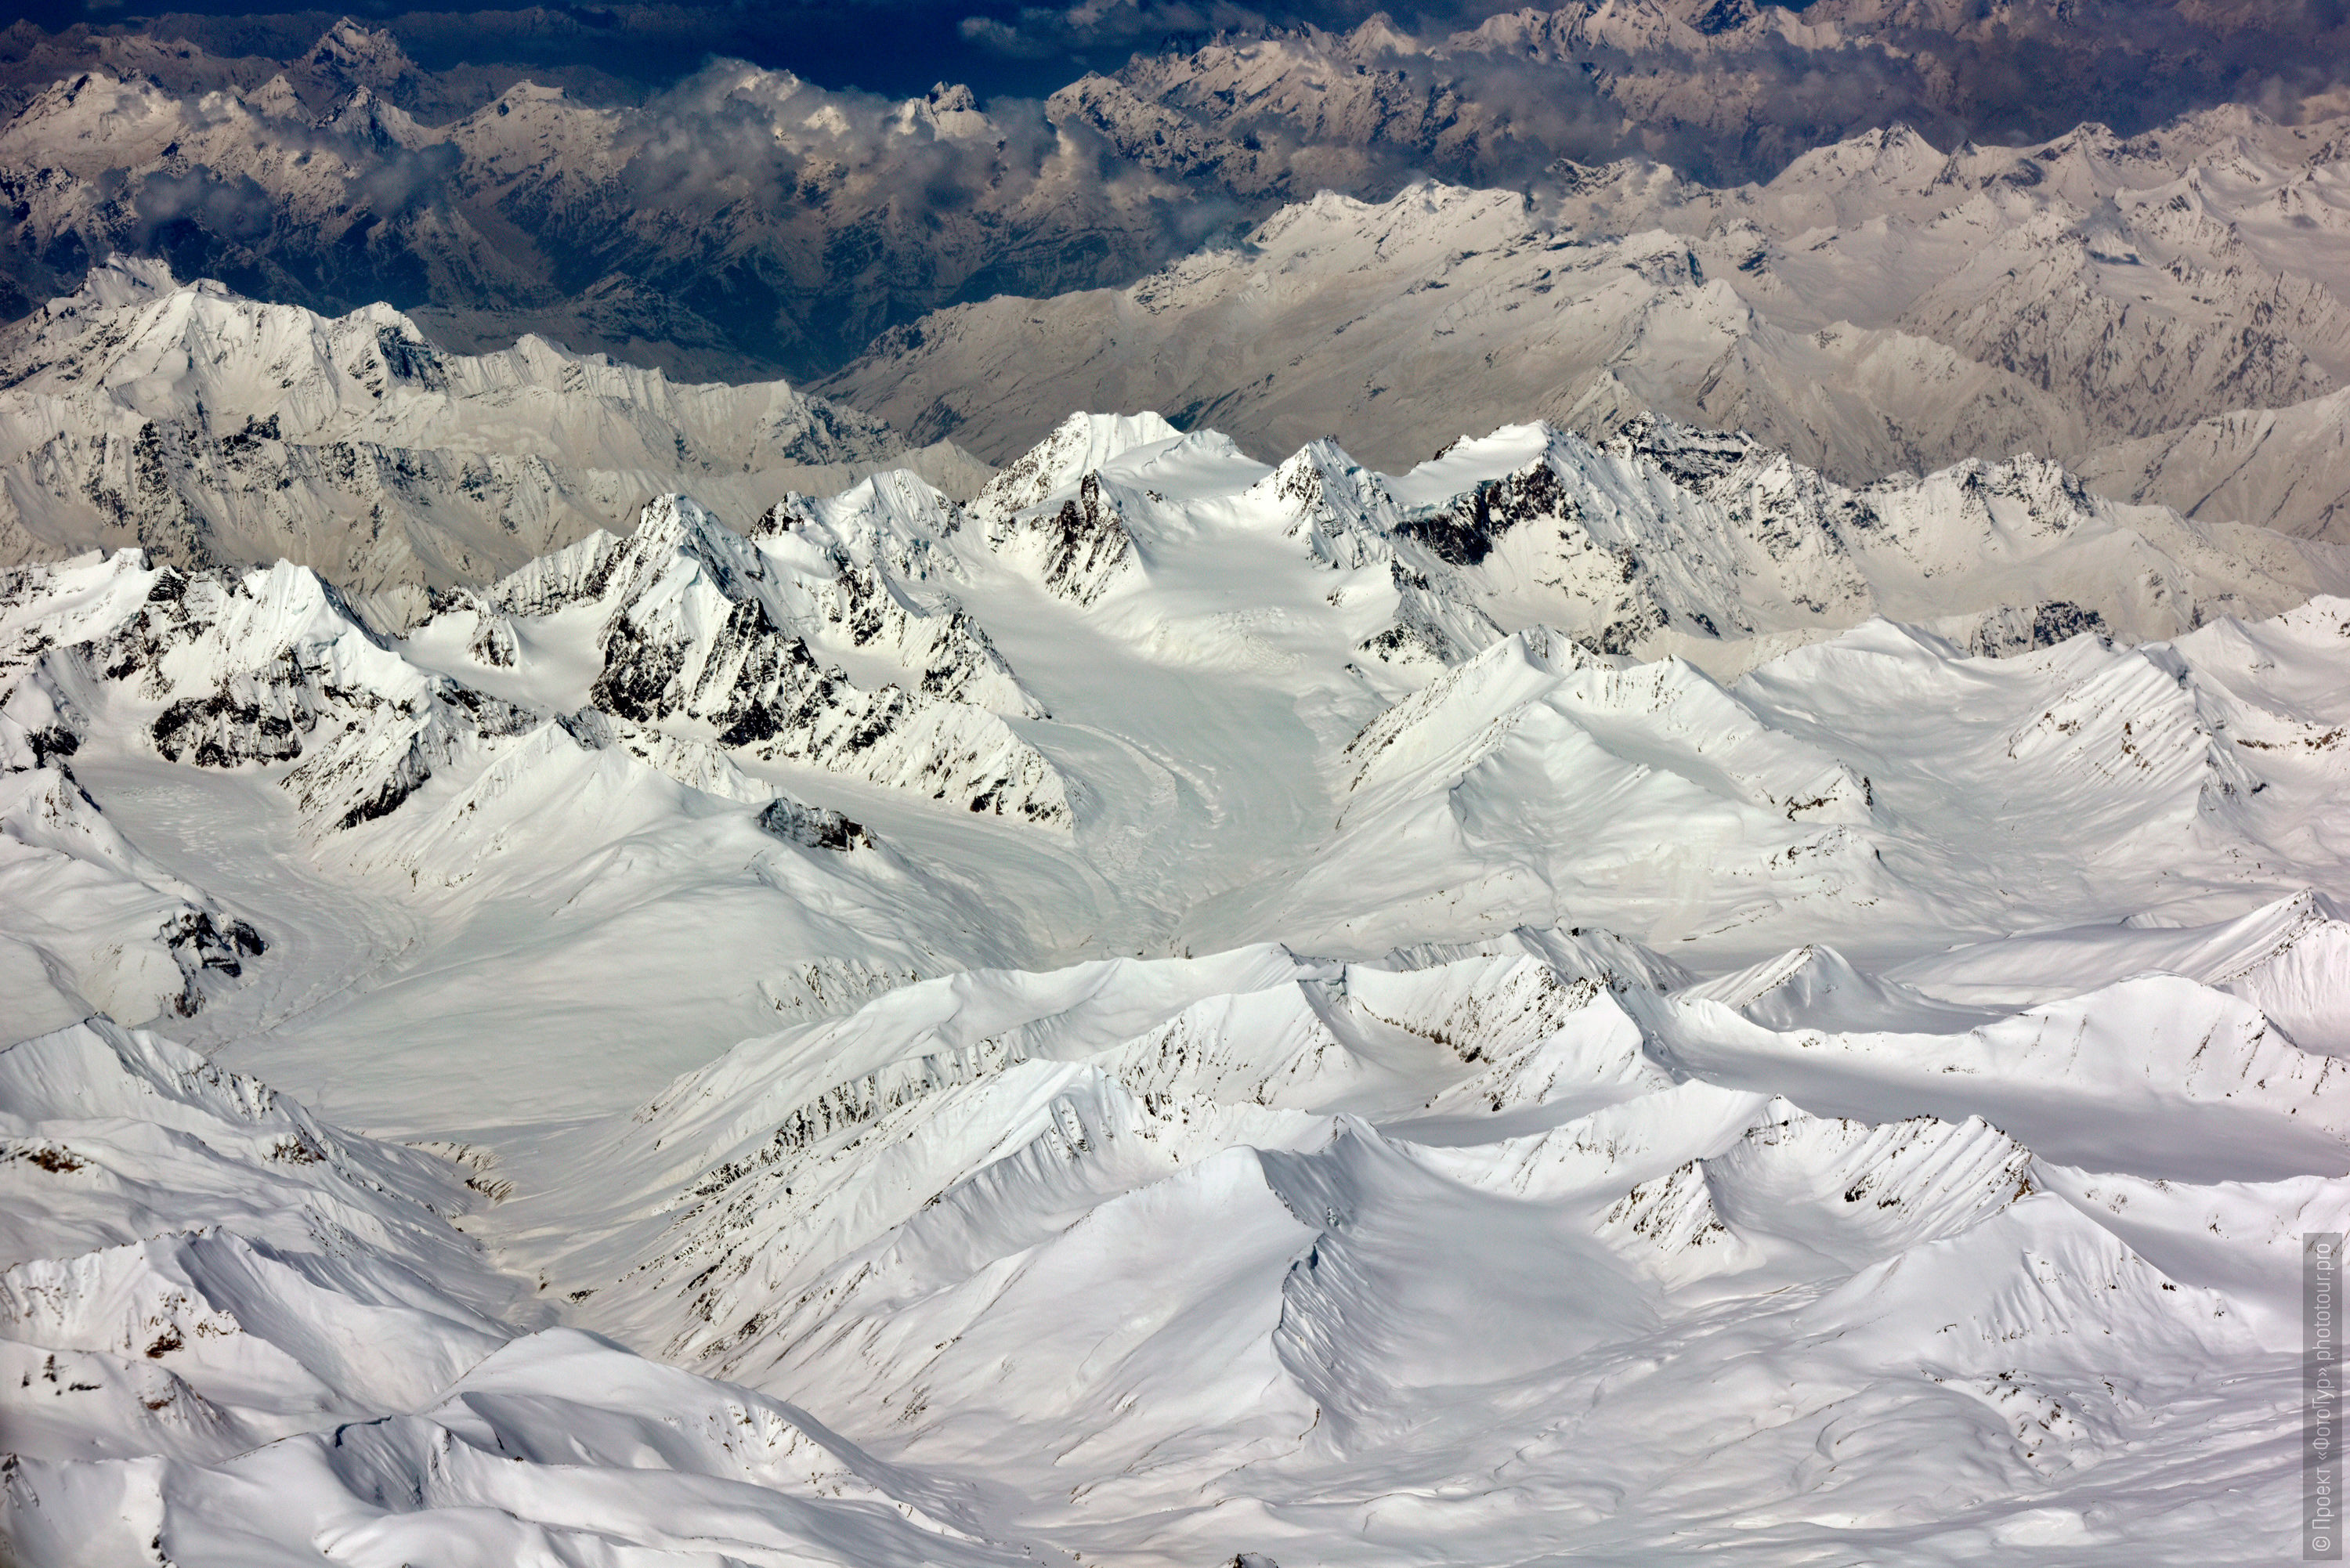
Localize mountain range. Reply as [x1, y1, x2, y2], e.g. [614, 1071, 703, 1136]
[9, 6, 2350, 392]
[0, 257, 985, 598]
[5, 402, 2350, 1559]
[13, 251, 2350, 609]
[9, 15, 2350, 551]
[0, 20, 1227, 380]
[6, 8, 2350, 1564]
[833, 110, 2350, 540]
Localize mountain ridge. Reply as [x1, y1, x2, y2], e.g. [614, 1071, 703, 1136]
[7, 14, 2350, 1559]
[0, 258, 989, 598]
[5, 393, 2350, 1563]
[830, 109, 2350, 541]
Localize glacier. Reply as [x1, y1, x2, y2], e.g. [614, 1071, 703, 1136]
[4, 395, 2350, 1564]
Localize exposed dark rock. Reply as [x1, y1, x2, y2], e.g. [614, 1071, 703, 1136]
[756, 797, 874, 852]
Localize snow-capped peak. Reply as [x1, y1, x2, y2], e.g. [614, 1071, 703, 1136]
[970, 410, 1185, 526]
[1246, 437, 1405, 569]
[0, 262, 964, 595]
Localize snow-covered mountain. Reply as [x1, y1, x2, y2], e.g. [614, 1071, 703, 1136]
[0, 1014, 1021, 1566]
[0, 259, 987, 595]
[9, 913, 2350, 1558]
[0, 471, 1081, 1057]
[10, 12, 2350, 1556]
[6, 404, 2346, 1052]
[7, 405, 2350, 1563]
[832, 109, 2350, 540]
[10, 20, 2350, 547]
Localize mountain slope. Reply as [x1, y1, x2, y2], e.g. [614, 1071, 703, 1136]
[2081, 385, 2350, 541]
[0, 259, 987, 596]
[0, 1015, 1021, 1567]
[3, 403, 2349, 1566]
[3, 406, 2347, 1114]
[830, 109, 2350, 537]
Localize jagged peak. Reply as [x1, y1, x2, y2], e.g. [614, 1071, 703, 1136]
[1251, 438, 1399, 537]
[1390, 420, 1593, 504]
[321, 83, 426, 144]
[631, 493, 757, 571]
[478, 495, 770, 626]
[13, 258, 432, 374]
[987, 471, 1145, 608]
[1344, 11, 1424, 54]
[1761, 119, 1954, 198]
[304, 16, 420, 79]
[770, 468, 964, 554]
[68, 253, 181, 310]
[1253, 179, 1529, 249]
[974, 410, 1187, 525]
[1071, 409, 1184, 446]
[587, 494, 804, 636]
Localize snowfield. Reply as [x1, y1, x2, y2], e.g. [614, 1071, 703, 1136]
[5, 403, 2350, 1565]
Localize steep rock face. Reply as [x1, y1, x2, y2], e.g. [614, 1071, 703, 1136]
[5, 402, 2338, 981]
[1248, 439, 1405, 573]
[485, 494, 1068, 824]
[1237, 438, 1513, 667]
[1, 493, 1069, 912]
[0, 555, 292, 1028]
[42, 552, 542, 835]
[967, 412, 1184, 529]
[758, 475, 1039, 716]
[984, 472, 1144, 609]
[958, 410, 1188, 616]
[755, 796, 874, 852]
[0, 262, 977, 594]
[1397, 418, 2350, 666]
